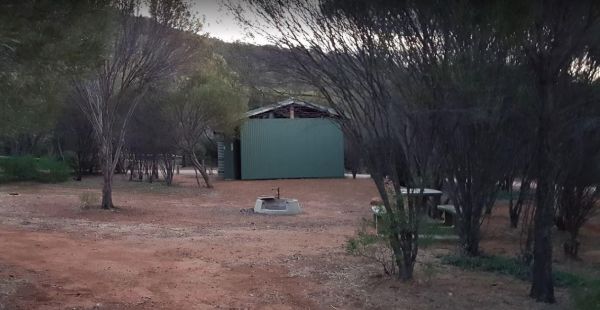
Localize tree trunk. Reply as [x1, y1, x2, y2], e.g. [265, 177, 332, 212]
[530, 193, 555, 302]
[399, 226, 417, 280]
[138, 160, 143, 180]
[128, 157, 134, 181]
[530, 149, 555, 302]
[456, 202, 483, 257]
[484, 204, 493, 215]
[389, 232, 407, 280]
[509, 179, 529, 228]
[189, 152, 212, 188]
[75, 151, 83, 181]
[564, 231, 579, 259]
[509, 209, 519, 228]
[160, 155, 175, 186]
[400, 247, 415, 280]
[100, 138, 115, 209]
[529, 79, 557, 303]
[197, 164, 212, 188]
[101, 167, 114, 209]
[460, 226, 481, 257]
[372, 176, 415, 281]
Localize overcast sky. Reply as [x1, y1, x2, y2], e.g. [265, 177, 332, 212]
[190, 0, 269, 45]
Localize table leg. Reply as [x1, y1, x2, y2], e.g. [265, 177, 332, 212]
[431, 195, 442, 219]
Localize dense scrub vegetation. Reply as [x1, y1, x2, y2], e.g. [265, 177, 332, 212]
[0, 156, 70, 183]
[234, 0, 600, 304]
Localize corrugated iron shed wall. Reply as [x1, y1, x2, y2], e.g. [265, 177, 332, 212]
[240, 118, 344, 180]
[218, 139, 238, 180]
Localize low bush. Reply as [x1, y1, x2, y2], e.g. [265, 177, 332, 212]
[36, 157, 71, 182]
[79, 192, 100, 209]
[0, 156, 71, 183]
[346, 219, 397, 275]
[0, 156, 38, 181]
[440, 254, 600, 309]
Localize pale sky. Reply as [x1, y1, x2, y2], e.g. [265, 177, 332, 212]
[190, 0, 270, 45]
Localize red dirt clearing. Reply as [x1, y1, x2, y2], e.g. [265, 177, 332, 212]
[0, 173, 596, 309]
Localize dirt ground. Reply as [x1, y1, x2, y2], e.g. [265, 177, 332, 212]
[0, 172, 598, 309]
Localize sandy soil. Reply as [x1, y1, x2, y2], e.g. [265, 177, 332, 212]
[0, 173, 597, 309]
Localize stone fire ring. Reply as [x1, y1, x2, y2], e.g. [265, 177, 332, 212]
[254, 196, 302, 215]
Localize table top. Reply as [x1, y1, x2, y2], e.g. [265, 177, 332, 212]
[370, 188, 443, 213]
[400, 187, 443, 196]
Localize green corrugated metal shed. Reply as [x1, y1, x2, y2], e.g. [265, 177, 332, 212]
[218, 98, 345, 180]
[240, 118, 344, 179]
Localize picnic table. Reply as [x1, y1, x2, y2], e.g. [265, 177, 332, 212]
[369, 187, 443, 204]
[437, 204, 456, 226]
[370, 187, 444, 225]
[402, 187, 443, 218]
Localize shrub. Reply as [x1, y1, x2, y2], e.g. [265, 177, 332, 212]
[79, 192, 100, 209]
[0, 156, 71, 183]
[346, 219, 397, 275]
[0, 156, 38, 181]
[36, 157, 71, 183]
[346, 216, 457, 276]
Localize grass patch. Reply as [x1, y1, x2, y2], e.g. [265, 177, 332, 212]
[440, 255, 590, 287]
[572, 281, 600, 310]
[441, 254, 600, 309]
[442, 255, 530, 281]
[372, 211, 456, 237]
[420, 221, 457, 247]
[495, 190, 533, 201]
[422, 222, 455, 236]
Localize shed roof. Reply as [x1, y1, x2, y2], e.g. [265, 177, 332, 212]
[245, 98, 339, 118]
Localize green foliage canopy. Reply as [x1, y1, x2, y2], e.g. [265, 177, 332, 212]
[168, 57, 248, 149]
[0, 0, 111, 142]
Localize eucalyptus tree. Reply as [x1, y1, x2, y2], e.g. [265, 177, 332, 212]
[167, 57, 247, 188]
[232, 0, 439, 280]
[125, 88, 178, 185]
[0, 0, 111, 154]
[375, 1, 525, 257]
[233, 1, 600, 301]
[55, 96, 99, 180]
[515, 1, 600, 302]
[553, 58, 600, 259]
[73, 0, 201, 209]
[555, 128, 600, 259]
